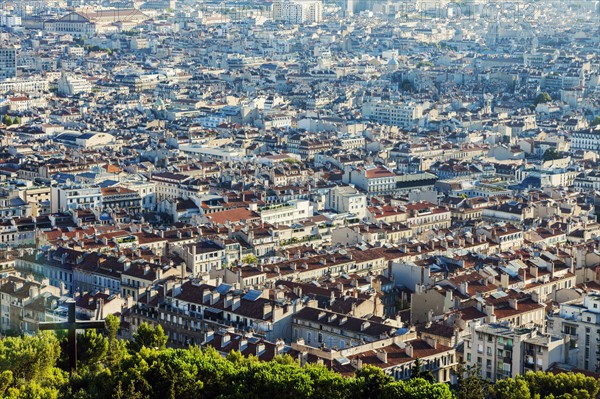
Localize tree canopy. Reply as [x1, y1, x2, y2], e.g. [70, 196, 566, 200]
[0, 331, 598, 399]
[542, 148, 562, 161]
[534, 92, 552, 105]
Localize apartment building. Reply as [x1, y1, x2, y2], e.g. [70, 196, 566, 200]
[464, 323, 567, 382]
[570, 127, 600, 152]
[326, 186, 367, 220]
[174, 240, 226, 275]
[255, 199, 313, 226]
[51, 184, 102, 213]
[343, 166, 397, 196]
[0, 47, 16, 79]
[293, 306, 389, 348]
[362, 100, 424, 128]
[0, 276, 62, 333]
[547, 294, 600, 372]
[127, 281, 302, 345]
[272, 0, 323, 24]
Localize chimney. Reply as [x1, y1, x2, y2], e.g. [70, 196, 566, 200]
[424, 336, 438, 350]
[500, 273, 509, 287]
[256, 343, 266, 356]
[293, 286, 302, 297]
[529, 265, 539, 281]
[203, 289, 211, 304]
[210, 291, 220, 305]
[240, 338, 248, 352]
[406, 343, 414, 358]
[508, 297, 518, 310]
[360, 321, 370, 331]
[224, 292, 233, 308]
[520, 268, 527, 282]
[96, 298, 104, 320]
[376, 350, 388, 364]
[275, 338, 285, 355]
[232, 296, 241, 311]
[29, 285, 40, 298]
[263, 303, 272, 318]
[222, 333, 231, 346]
[459, 281, 469, 296]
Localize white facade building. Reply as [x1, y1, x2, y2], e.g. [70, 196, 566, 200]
[326, 186, 367, 220]
[0, 78, 49, 95]
[119, 181, 157, 211]
[256, 199, 313, 225]
[362, 100, 424, 127]
[272, 0, 323, 24]
[548, 294, 600, 372]
[57, 74, 93, 96]
[51, 184, 102, 213]
[464, 323, 567, 382]
[571, 127, 600, 152]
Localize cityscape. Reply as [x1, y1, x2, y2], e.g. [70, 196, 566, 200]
[0, 0, 600, 397]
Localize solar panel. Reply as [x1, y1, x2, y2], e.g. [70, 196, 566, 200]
[215, 283, 232, 295]
[242, 289, 262, 301]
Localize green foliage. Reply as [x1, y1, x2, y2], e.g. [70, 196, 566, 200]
[522, 371, 600, 399]
[2, 115, 13, 125]
[410, 358, 435, 383]
[535, 92, 552, 105]
[77, 329, 108, 366]
[401, 79, 415, 92]
[241, 254, 258, 264]
[352, 365, 395, 399]
[542, 148, 562, 161]
[455, 364, 489, 399]
[492, 376, 531, 399]
[591, 116, 600, 127]
[0, 332, 62, 382]
[0, 332, 598, 399]
[382, 378, 455, 399]
[416, 61, 434, 68]
[131, 323, 168, 351]
[0, 332, 66, 398]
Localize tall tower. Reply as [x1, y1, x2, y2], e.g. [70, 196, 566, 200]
[0, 47, 16, 79]
[485, 21, 499, 47]
[531, 36, 538, 54]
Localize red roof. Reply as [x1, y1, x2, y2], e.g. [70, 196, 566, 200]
[365, 166, 395, 179]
